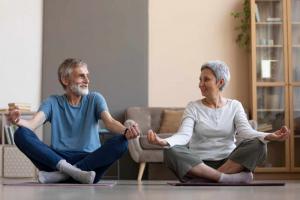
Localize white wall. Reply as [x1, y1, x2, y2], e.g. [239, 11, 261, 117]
[0, 0, 43, 111]
[149, 0, 250, 108]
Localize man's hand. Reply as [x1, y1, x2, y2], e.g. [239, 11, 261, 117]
[124, 121, 140, 140]
[264, 126, 290, 141]
[147, 130, 168, 146]
[6, 106, 21, 125]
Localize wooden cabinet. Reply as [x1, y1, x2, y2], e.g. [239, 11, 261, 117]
[0, 112, 43, 177]
[251, 0, 300, 172]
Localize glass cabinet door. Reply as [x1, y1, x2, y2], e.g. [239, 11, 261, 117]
[290, 0, 300, 170]
[254, 0, 288, 169]
[293, 87, 300, 168]
[291, 0, 300, 81]
[256, 86, 286, 167]
[255, 0, 285, 82]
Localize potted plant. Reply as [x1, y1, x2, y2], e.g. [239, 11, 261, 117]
[231, 0, 251, 49]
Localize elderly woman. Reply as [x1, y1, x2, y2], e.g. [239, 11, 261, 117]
[147, 60, 290, 183]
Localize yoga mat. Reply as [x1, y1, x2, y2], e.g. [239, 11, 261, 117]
[2, 182, 116, 187]
[167, 182, 285, 186]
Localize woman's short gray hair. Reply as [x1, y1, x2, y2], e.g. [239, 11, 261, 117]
[201, 60, 231, 91]
[58, 58, 87, 89]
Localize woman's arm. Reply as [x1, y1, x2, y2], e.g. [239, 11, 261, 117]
[147, 117, 195, 147]
[234, 101, 289, 142]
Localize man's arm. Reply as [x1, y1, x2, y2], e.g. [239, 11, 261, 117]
[101, 111, 139, 139]
[6, 108, 46, 131]
[101, 111, 126, 133]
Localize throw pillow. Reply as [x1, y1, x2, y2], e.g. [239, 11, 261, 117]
[158, 109, 184, 133]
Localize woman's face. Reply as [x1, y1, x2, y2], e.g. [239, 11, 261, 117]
[199, 68, 223, 97]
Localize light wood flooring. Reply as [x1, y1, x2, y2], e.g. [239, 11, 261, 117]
[1, 179, 300, 200]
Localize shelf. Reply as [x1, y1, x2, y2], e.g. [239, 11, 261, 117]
[256, 22, 282, 25]
[294, 135, 300, 138]
[291, 22, 300, 25]
[289, 82, 300, 86]
[256, 45, 283, 48]
[257, 109, 284, 112]
[256, 0, 281, 2]
[0, 111, 34, 115]
[256, 82, 285, 86]
[292, 45, 300, 48]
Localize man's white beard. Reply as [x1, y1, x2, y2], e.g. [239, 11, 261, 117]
[70, 84, 89, 96]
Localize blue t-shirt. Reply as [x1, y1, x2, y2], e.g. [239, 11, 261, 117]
[38, 92, 108, 152]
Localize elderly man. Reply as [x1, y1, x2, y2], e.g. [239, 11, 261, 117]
[7, 58, 139, 184]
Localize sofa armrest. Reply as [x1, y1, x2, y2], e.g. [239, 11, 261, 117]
[124, 119, 145, 163]
[125, 107, 152, 136]
[127, 136, 144, 163]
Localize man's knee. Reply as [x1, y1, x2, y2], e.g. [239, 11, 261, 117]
[112, 135, 128, 156]
[14, 127, 27, 145]
[14, 126, 36, 147]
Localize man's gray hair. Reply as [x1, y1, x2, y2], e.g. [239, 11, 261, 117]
[201, 60, 231, 91]
[58, 58, 87, 89]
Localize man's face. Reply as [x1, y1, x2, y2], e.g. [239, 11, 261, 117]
[67, 64, 90, 96]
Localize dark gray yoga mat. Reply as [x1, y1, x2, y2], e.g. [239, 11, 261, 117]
[168, 182, 285, 186]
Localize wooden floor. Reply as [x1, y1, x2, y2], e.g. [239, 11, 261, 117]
[1, 179, 300, 200]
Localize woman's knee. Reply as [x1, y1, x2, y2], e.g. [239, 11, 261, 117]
[252, 138, 266, 151]
[255, 139, 267, 160]
[164, 146, 182, 158]
[163, 146, 188, 167]
[244, 138, 267, 158]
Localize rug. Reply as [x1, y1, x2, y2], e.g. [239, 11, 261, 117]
[2, 181, 116, 187]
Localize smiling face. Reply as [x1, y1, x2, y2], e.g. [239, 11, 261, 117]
[63, 64, 90, 96]
[199, 68, 224, 98]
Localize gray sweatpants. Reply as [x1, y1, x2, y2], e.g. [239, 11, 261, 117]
[164, 138, 267, 181]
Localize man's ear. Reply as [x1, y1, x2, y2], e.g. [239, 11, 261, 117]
[61, 77, 69, 88]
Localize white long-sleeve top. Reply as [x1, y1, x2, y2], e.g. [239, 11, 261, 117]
[165, 99, 269, 160]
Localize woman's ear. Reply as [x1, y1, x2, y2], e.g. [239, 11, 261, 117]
[217, 79, 224, 89]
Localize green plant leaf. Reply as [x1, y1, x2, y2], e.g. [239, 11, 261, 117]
[231, 0, 250, 50]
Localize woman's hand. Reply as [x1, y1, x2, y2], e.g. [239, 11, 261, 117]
[147, 130, 169, 147]
[264, 126, 290, 141]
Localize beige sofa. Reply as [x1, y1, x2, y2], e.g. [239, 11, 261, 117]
[124, 106, 257, 181]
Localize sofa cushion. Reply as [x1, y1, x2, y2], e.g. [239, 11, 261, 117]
[158, 109, 184, 134]
[139, 133, 174, 150]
